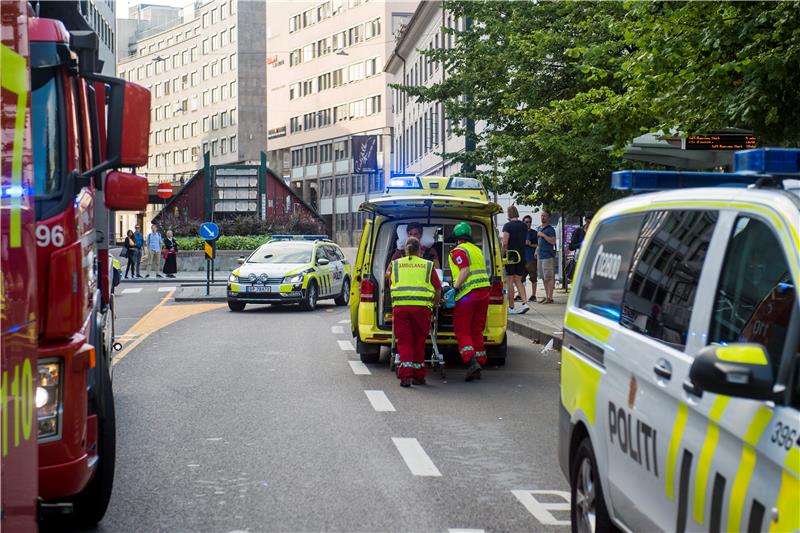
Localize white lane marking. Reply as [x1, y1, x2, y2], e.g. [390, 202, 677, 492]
[158, 286, 177, 292]
[337, 340, 354, 351]
[121, 288, 143, 294]
[331, 325, 344, 334]
[364, 390, 395, 412]
[348, 360, 371, 375]
[338, 319, 351, 324]
[449, 529, 486, 533]
[392, 438, 442, 477]
[511, 490, 571, 526]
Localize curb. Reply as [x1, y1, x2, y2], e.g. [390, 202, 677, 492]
[507, 316, 563, 350]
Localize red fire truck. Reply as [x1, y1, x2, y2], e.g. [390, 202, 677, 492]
[2, 1, 151, 528]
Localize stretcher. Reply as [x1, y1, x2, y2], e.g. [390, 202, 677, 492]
[389, 303, 447, 380]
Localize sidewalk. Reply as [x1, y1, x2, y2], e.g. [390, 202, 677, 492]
[121, 271, 230, 283]
[506, 284, 567, 349]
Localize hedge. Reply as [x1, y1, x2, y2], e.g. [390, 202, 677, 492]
[174, 235, 271, 251]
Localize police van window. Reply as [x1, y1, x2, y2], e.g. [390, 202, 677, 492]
[708, 217, 795, 371]
[620, 210, 717, 349]
[316, 247, 328, 263]
[323, 245, 339, 261]
[577, 214, 645, 322]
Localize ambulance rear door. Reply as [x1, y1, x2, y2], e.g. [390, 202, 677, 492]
[350, 217, 372, 335]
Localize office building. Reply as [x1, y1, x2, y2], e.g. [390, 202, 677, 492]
[265, 0, 417, 245]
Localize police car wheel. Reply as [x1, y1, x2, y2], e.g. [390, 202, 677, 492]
[334, 277, 350, 306]
[300, 282, 318, 311]
[570, 438, 616, 533]
[228, 301, 246, 312]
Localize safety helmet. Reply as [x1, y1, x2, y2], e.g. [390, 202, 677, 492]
[453, 222, 472, 239]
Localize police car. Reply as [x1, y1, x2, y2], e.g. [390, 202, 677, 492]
[559, 148, 800, 533]
[227, 235, 351, 312]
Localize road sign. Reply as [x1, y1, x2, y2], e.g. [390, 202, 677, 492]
[199, 222, 219, 241]
[157, 183, 173, 198]
[204, 241, 215, 259]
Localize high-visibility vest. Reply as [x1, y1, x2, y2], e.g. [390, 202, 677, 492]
[391, 255, 436, 309]
[448, 241, 491, 301]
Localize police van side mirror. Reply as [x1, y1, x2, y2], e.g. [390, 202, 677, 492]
[317, 258, 330, 266]
[237, 257, 245, 265]
[689, 344, 775, 401]
[503, 250, 521, 266]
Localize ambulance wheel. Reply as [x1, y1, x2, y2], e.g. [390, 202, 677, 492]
[487, 335, 507, 366]
[67, 363, 116, 527]
[300, 281, 318, 311]
[228, 301, 246, 312]
[334, 277, 350, 306]
[357, 338, 380, 364]
[570, 437, 616, 533]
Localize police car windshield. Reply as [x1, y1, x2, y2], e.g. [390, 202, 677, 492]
[249, 243, 312, 264]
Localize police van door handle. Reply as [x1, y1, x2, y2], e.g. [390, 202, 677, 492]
[653, 359, 673, 380]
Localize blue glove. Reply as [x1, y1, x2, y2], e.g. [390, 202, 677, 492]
[443, 287, 456, 309]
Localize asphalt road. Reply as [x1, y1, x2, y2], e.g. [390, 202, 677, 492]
[97, 285, 569, 532]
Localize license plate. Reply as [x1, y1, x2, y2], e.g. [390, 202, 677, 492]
[246, 285, 271, 293]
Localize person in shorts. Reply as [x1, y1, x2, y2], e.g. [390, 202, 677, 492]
[502, 205, 529, 315]
[536, 209, 557, 303]
[523, 215, 538, 302]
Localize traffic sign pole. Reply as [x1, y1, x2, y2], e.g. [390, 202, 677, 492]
[200, 222, 220, 295]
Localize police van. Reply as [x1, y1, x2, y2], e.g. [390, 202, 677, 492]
[559, 148, 799, 533]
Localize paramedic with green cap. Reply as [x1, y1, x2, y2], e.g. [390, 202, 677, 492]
[446, 222, 492, 382]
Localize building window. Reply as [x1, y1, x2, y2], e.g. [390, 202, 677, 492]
[366, 95, 381, 115]
[212, 140, 218, 156]
[305, 146, 318, 165]
[320, 178, 333, 197]
[291, 148, 303, 167]
[365, 57, 378, 77]
[320, 144, 332, 163]
[221, 137, 227, 154]
[289, 83, 299, 100]
[212, 114, 219, 130]
[334, 140, 349, 160]
[230, 135, 236, 153]
[365, 18, 380, 39]
[351, 174, 365, 194]
[290, 116, 301, 133]
[221, 111, 228, 128]
[335, 176, 348, 196]
[230, 108, 237, 125]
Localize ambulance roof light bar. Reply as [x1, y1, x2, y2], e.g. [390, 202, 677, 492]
[612, 148, 800, 192]
[446, 176, 484, 190]
[386, 173, 422, 190]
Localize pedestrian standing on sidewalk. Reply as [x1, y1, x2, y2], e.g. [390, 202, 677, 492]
[536, 209, 557, 303]
[162, 230, 178, 278]
[133, 224, 144, 278]
[447, 222, 491, 382]
[123, 230, 138, 279]
[502, 205, 530, 315]
[389, 237, 441, 388]
[523, 215, 538, 303]
[145, 224, 164, 278]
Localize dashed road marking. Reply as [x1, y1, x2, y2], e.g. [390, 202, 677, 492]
[338, 319, 351, 324]
[121, 288, 143, 294]
[337, 340, 354, 351]
[511, 490, 571, 526]
[348, 360, 371, 375]
[158, 286, 177, 292]
[392, 438, 442, 477]
[331, 325, 344, 334]
[449, 529, 486, 533]
[364, 390, 395, 412]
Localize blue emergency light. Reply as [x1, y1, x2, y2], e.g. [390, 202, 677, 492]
[612, 148, 800, 192]
[387, 173, 422, 189]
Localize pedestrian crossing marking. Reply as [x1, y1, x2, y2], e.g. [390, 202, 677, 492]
[337, 340, 354, 351]
[158, 286, 177, 292]
[121, 288, 143, 294]
[348, 361, 371, 375]
[392, 438, 442, 477]
[364, 390, 395, 412]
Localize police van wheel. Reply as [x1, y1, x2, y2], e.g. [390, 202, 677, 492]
[228, 301, 246, 312]
[334, 278, 350, 306]
[300, 282, 318, 311]
[570, 438, 616, 533]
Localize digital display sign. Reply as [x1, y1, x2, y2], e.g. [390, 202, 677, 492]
[684, 134, 757, 150]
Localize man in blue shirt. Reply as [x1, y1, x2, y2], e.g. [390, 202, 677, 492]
[145, 224, 164, 278]
[133, 224, 144, 278]
[536, 209, 557, 303]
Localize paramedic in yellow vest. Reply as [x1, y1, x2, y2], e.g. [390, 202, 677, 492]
[446, 222, 491, 382]
[388, 237, 442, 388]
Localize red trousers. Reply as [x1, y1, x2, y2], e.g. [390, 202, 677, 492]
[453, 288, 490, 364]
[394, 305, 430, 380]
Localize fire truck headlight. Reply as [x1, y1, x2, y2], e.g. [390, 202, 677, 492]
[37, 360, 62, 440]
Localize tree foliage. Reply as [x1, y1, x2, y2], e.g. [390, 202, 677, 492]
[396, 1, 800, 213]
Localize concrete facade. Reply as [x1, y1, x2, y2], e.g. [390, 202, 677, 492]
[115, 0, 266, 236]
[265, 0, 417, 246]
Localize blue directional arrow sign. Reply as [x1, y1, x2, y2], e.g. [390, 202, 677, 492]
[199, 222, 220, 241]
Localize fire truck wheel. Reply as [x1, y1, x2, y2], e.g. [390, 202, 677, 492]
[300, 281, 318, 311]
[334, 277, 350, 306]
[228, 300, 246, 312]
[487, 335, 507, 366]
[69, 365, 116, 527]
